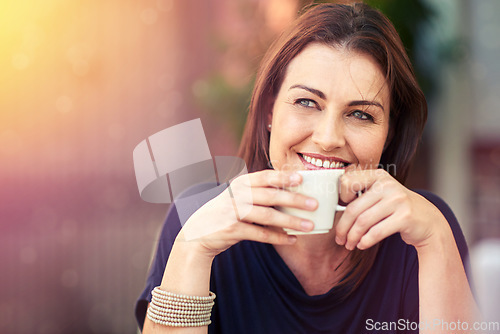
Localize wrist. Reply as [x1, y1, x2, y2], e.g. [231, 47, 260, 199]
[160, 233, 215, 296]
[414, 222, 454, 258]
[175, 230, 218, 262]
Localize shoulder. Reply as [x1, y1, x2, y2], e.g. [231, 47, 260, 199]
[413, 189, 460, 232]
[414, 190, 457, 223]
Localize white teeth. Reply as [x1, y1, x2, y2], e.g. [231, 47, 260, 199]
[301, 154, 346, 169]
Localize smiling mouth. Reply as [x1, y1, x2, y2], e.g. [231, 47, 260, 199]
[298, 153, 350, 169]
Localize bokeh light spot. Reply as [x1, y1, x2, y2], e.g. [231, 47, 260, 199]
[66, 43, 93, 76]
[56, 96, 73, 113]
[140, 8, 158, 25]
[12, 53, 30, 70]
[157, 0, 173, 12]
[19, 247, 37, 264]
[265, 0, 298, 33]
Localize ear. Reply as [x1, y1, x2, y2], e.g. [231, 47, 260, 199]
[267, 111, 273, 132]
[266, 95, 275, 132]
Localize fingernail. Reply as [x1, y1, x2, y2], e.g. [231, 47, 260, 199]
[300, 220, 314, 231]
[305, 199, 317, 209]
[345, 242, 354, 251]
[288, 235, 297, 243]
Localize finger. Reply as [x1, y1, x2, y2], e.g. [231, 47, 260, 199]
[339, 168, 387, 204]
[231, 222, 297, 245]
[250, 187, 318, 211]
[246, 169, 302, 189]
[344, 198, 394, 250]
[356, 215, 402, 250]
[241, 205, 314, 233]
[335, 189, 382, 246]
[229, 171, 306, 220]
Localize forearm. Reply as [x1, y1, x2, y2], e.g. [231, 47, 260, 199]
[143, 232, 215, 334]
[417, 223, 479, 333]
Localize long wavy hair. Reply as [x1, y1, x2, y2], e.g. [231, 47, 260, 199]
[238, 2, 427, 295]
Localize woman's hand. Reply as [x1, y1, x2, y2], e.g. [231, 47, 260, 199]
[152, 170, 318, 333]
[178, 169, 318, 258]
[335, 168, 449, 251]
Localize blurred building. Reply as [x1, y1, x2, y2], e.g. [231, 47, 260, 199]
[424, 0, 500, 242]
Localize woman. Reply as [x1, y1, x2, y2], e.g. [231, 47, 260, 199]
[136, 3, 478, 333]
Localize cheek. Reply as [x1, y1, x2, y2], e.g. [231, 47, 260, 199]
[269, 109, 310, 165]
[349, 130, 388, 167]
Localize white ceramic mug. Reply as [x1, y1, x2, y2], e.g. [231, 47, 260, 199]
[278, 169, 346, 235]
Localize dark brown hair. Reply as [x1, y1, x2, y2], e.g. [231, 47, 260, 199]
[238, 3, 428, 295]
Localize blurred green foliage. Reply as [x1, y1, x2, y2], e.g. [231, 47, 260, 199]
[364, 0, 436, 95]
[195, 74, 254, 140]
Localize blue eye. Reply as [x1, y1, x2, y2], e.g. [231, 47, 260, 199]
[351, 110, 373, 121]
[295, 99, 317, 108]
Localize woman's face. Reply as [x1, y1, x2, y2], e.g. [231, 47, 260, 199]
[268, 43, 391, 172]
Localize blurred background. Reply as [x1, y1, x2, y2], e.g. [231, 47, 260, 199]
[1, 0, 499, 333]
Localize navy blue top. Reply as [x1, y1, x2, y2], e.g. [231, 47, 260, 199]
[135, 190, 469, 333]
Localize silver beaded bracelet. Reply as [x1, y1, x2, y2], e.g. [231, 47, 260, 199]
[147, 286, 216, 327]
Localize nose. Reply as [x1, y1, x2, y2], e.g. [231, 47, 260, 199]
[311, 112, 346, 152]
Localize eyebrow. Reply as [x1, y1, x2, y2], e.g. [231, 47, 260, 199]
[348, 100, 385, 111]
[289, 84, 385, 111]
[289, 84, 325, 99]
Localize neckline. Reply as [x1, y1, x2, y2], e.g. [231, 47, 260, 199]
[250, 241, 353, 305]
